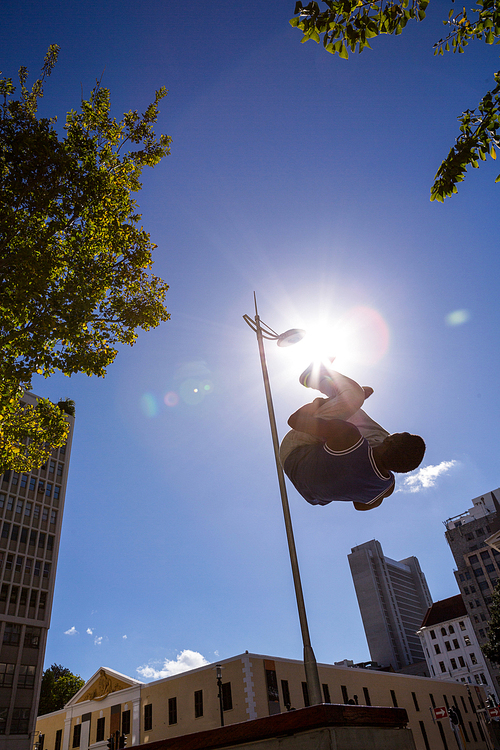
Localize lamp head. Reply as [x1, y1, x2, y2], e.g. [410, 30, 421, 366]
[277, 328, 306, 347]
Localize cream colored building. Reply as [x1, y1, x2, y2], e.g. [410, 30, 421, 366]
[36, 652, 494, 750]
[0, 393, 74, 750]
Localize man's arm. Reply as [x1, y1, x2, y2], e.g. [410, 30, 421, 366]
[287, 402, 361, 452]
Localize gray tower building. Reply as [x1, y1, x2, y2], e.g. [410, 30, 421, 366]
[0, 393, 74, 750]
[444, 488, 500, 690]
[348, 539, 433, 671]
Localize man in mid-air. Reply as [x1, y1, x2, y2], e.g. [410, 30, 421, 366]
[280, 362, 425, 511]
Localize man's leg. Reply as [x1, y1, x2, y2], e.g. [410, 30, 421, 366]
[300, 362, 366, 422]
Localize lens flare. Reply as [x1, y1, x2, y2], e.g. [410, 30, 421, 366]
[140, 393, 158, 417]
[164, 391, 179, 407]
[445, 309, 470, 326]
[334, 306, 390, 366]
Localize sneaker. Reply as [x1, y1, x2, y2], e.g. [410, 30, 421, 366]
[299, 359, 336, 390]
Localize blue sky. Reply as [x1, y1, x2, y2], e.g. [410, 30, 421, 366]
[2, 0, 500, 681]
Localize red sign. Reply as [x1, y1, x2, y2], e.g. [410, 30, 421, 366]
[488, 707, 500, 718]
[434, 706, 448, 720]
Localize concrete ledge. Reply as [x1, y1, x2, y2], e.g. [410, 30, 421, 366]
[137, 704, 412, 750]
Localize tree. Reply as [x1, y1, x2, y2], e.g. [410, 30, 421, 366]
[38, 664, 85, 715]
[0, 45, 171, 471]
[290, 0, 500, 201]
[482, 579, 500, 664]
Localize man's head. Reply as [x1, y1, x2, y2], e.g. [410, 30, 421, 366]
[380, 432, 426, 473]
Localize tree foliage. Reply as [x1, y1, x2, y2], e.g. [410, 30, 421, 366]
[38, 664, 85, 716]
[0, 45, 171, 470]
[482, 579, 500, 664]
[290, 0, 500, 200]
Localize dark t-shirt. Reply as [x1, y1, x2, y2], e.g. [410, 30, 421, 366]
[283, 436, 394, 506]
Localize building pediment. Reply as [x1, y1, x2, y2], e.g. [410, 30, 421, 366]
[67, 668, 142, 706]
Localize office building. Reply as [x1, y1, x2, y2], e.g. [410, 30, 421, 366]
[417, 594, 496, 697]
[35, 652, 492, 750]
[0, 393, 74, 750]
[444, 488, 500, 689]
[348, 540, 433, 671]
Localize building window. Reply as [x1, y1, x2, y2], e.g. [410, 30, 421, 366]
[144, 704, 152, 731]
[434, 644, 441, 654]
[449, 625, 455, 634]
[341, 685, 349, 704]
[322, 684, 331, 704]
[222, 682, 233, 711]
[459, 621, 466, 630]
[390, 690, 398, 707]
[430, 630, 436, 639]
[450, 659, 457, 670]
[419, 720, 431, 750]
[441, 627, 447, 636]
[18, 665, 35, 688]
[15, 500, 22, 514]
[470, 653, 478, 665]
[0, 707, 7, 735]
[281, 680, 291, 709]
[24, 627, 40, 648]
[445, 641, 452, 651]
[0, 664, 15, 687]
[453, 639, 459, 649]
[11, 708, 30, 734]
[301, 682, 309, 707]
[168, 697, 177, 725]
[121, 710, 130, 735]
[3, 624, 20, 645]
[439, 662, 446, 673]
[55, 730, 62, 750]
[72, 724, 81, 748]
[194, 690, 203, 718]
[479, 629, 485, 638]
[363, 687, 371, 706]
[20, 474, 28, 489]
[464, 636, 471, 646]
[96, 718, 105, 742]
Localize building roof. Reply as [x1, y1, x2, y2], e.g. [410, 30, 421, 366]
[420, 595, 467, 628]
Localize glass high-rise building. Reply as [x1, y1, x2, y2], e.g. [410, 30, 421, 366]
[0, 393, 74, 750]
[348, 539, 433, 671]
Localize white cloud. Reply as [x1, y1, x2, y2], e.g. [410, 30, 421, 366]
[137, 650, 210, 680]
[86, 628, 93, 635]
[123, 635, 127, 640]
[94, 636, 103, 646]
[398, 460, 458, 493]
[64, 626, 78, 636]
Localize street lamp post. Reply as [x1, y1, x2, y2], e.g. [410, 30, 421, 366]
[243, 295, 323, 706]
[216, 665, 224, 726]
